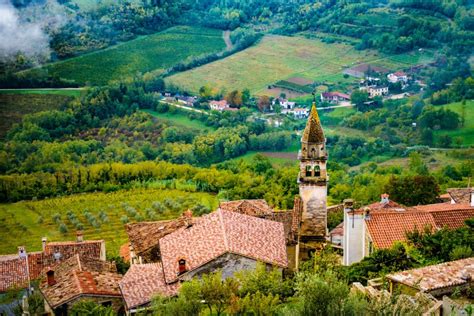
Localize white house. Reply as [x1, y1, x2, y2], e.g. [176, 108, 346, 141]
[387, 71, 408, 83]
[361, 86, 389, 98]
[292, 107, 309, 119]
[320, 92, 351, 104]
[272, 97, 295, 110]
[209, 100, 229, 111]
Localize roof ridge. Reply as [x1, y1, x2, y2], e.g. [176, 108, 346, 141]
[218, 209, 230, 251]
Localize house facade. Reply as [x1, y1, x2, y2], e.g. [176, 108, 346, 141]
[387, 71, 408, 83]
[272, 97, 296, 110]
[209, 100, 229, 111]
[320, 92, 350, 104]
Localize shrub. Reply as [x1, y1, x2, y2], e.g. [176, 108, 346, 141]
[59, 223, 68, 234]
[120, 215, 129, 224]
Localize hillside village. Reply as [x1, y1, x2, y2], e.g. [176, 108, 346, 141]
[1, 103, 473, 315]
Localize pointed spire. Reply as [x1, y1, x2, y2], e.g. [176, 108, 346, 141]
[302, 94, 325, 143]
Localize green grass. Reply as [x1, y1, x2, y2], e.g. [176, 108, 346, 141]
[142, 109, 214, 131]
[434, 100, 474, 146]
[166, 34, 433, 94]
[20, 26, 225, 86]
[0, 89, 84, 97]
[0, 188, 218, 256]
[0, 93, 75, 138]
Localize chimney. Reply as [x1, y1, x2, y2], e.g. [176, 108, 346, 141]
[183, 210, 193, 228]
[18, 246, 27, 259]
[178, 259, 187, 275]
[42, 237, 47, 251]
[343, 199, 354, 212]
[46, 269, 56, 286]
[381, 193, 389, 204]
[76, 231, 84, 243]
[471, 189, 474, 207]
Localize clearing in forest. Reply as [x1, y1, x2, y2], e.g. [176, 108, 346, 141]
[19, 26, 226, 86]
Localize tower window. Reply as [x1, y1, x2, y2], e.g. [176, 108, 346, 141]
[310, 148, 316, 158]
[305, 165, 312, 177]
[314, 165, 321, 177]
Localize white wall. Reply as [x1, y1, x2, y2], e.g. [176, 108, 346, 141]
[343, 211, 365, 266]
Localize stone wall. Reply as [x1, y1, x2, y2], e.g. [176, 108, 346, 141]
[299, 184, 327, 239]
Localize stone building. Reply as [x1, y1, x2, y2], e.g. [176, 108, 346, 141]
[296, 101, 328, 262]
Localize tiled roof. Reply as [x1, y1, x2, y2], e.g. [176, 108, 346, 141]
[329, 222, 344, 237]
[209, 100, 228, 108]
[159, 209, 288, 283]
[120, 263, 179, 309]
[351, 199, 407, 215]
[447, 188, 472, 204]
[39, 255, 122, 309]
[0, 239, 104, 292]
[120, 243, 131, 263]
[413, 203, 473, 212]
[125, 218, 188, 255]
[387, 257, 474, 292]
[219, 199, 273, 217]
[429, 208, 474, 230]
[365, 211, 437, 249]
[301, 103, 325, 144]
[263, 211, 296, 244]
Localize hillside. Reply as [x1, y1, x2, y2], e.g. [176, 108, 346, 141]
[19, 26, 226, 86]
[165, 34, 434, 95]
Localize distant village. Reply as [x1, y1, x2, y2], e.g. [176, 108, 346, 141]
[1, 103, 473, 315]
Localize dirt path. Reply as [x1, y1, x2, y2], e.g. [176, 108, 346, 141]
[223, 30, 233, 50]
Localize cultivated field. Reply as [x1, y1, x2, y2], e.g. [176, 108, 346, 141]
[20, 26, 226, 86]
[0, 188, 218, 256]
[434, 100, 474, 146]
[166, 34, 434, 95]
[0, 92, 75, 138]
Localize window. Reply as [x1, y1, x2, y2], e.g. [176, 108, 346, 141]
[305, 165, 312, 177]
[310, 147, 316, 158]
[178, 259, 187, 275]
[314, 165, 321, 177]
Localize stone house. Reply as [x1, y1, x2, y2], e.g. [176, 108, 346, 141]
[0, 232, 105, 292]
[39, 254, 123, 315]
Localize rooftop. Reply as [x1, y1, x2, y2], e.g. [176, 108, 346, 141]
[219, 199, 273, 217]
[387, 257, 474, 292]
[447, 188, 472, 204]
[159, 209, 288, 283]
[120, 263, 179, 309]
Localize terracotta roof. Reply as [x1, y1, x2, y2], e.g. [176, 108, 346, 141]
[365, 211, 437, 249]
[263, 211, 297, 244]
[447, 188, 472, 204]
[322, 92, 350, 99]
[120, 263, 179, 310]
[0, 239, 104, 292]
[120, 243, 131, 263]
[301, 103, 325, 144]
[209, 100, 228, 108]
[329, 222, 344, 236]
[39, 255, 122, 309]
[413, 202, 473, 212]
[159, 209, 288, 283]
[351, 199, 407, 215]
[219, 199, 273, 217]
[125, 218, 188, 255]
[429, 208, 474, 230]
[387, 257, 474, 292]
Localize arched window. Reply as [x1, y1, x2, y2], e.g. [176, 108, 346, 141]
[310, 147, 316, 158]
[305, 165, 312, 177]
[314, 165, 321, 177]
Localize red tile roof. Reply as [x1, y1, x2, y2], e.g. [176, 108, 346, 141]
[159, 209, 288, 283]
[413, 202, 472, 212]
[429, 208, 474, 230]
[219, 199, 273, 217]
[39, 255, 122, 309]
[447, 188, 472, 204]
[365, 211, 437, 249]
[329, 222, 344, 237]
[387, 257, 474, 292]
[120, 263, 179, 309]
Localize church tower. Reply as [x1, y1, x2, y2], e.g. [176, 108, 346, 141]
[298, 98, 328, 249]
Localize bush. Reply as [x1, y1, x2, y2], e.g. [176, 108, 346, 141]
[59, 223, 68, 234]
[120, 215, 129, 224]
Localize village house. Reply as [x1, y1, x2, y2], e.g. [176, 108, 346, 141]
[291, 107, 309, 119]
[360, 85, 389, 98]
[209, 100, 229, 111]
[119, 208, 289, 313]
[387, 71, 408, 83]
[272, 97, 296, 110]
[0, 232, 105, 292]
[175, 95, 197, 107]
[39, 254, 123, 315]
[343, 63, 389, 78]
[320, 92, 350, 104]
[342, 191, 474, 265]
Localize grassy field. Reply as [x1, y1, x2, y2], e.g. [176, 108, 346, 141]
[166, 34, 434, 95]
[0, 188, 218, 256]
[0, 92, 75, 138]
[142, 109, 214, 131]
[20, 26, 226, 86]
[434, 100, 474, 146]
[0, 89, 84, 97]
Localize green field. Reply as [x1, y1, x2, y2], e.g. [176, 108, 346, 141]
[0, 89, 84, 97]
[20, 26, 226, 86]
[0, 188, 218, 256]
[0, 93, 75, 138]
[142, 109, 214, 131]
[166, 34, 434, 94]
[434, 100, 474, 146]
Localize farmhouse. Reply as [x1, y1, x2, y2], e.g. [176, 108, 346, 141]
[342, 192, 474, 265]
[291, 107, 309, 119]
[0, 232, 105, 292]
[39, 254, 123, 315]
[387, 71, 408, 83]
[175, 95, 197, 107]
[272, 97, 296, 110]
[343, 63, 389, 78]
[209, 100, 229, 111]
[360, 85, 389, 98]
[320, 92, 350, 104]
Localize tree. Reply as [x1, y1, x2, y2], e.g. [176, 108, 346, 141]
[225, 90, 243, 108]
[384, 174, 440, 206]
[200, 271, 238, 316]
[70, 300, 115, 316]
[257, 95, 271, 112]
[351, 90, 370, 112]
[242, 88, 251, 105]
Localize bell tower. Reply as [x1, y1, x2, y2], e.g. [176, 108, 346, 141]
[298, 97, 328, 249]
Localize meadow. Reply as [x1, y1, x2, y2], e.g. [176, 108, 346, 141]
[165, 34, 434, 95]
[0, 187, 218, 256]
[142, 109, 214, 131]
[0, 92, 76, 138]
[20, 26, 226, 86]
[434, 100, 474, 146]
